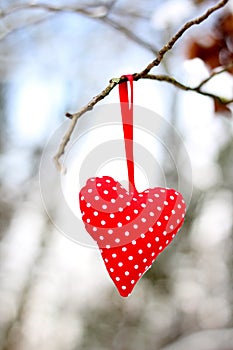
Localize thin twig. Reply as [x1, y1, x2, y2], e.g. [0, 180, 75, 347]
[0, 13, 52, 41]
[144, 74, 233, 104]
[196, 61, 233, 89]
[0, 3, 90, 17]
[100, 16, 158, 55]
[53, 0, 229, 170]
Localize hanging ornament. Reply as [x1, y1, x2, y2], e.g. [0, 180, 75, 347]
[79, 75, 186, 297]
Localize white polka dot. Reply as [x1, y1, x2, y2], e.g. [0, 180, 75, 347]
[134, 209, 139, 214]
[111, 199, 116, 203]
[131, 280, 135, 284]
[110, 268, 114, 272]
[147, 243, 151, 248]
[177, 219, 180, 224]
[125, 271, 129, 276]
[134, 265, 139, 269]
[128, 256, 133, 260]
[88, 189, 92, 193]
[143, 258, 147, 263]
[141, 203, 146, 208]
[139, 194, 143, 197]
[149, 212, 154, 217]
[122, 247, 127, 252]
[106, 245, 111, 249]
[160, 189, 165, 193]
[97, 183, 101, 187]
[86, 218, 90, 223]
[94, 211, 98, 216]
[108, 229, 113, 234]
[105, 258, 108, 263]
[155, 237, 159, 242]
[104, 190, 108, 194]
[182, 199, 185, 203]
[110, 213, 115, 218]
[115, 238, 120, 243]
[151, 252, 155, 257]
[93, 227, 97, 231]
[117, 222, 122, 227]
[170, 225, 174, 229]
[172, 234, 175, 238]
[166, 240, 169, 244]
[159, 246, 163, 250]
[102, 204, 107, 210]
[157, 221, 161, 226]
[163, 231, 167, 236]
[138, 249, 143, 254]
[119, 207, 123, 212]
[122, 286, 127, 290]
[86, 203, 91, 207]
[133, 198, 137, 202]
[112, 253, 117, 258]
[101, 220, 106, 225]
[112, 186, 117, 190]
[126, 202, 131, 206]
[106, 179, 111, 183]
[164, 201, 168, 205]
[95, 196, 99, 200]
[90, 178, 95, 182]
[170, 195, 174, 200]
[141, 233, 145, 238]
[154, 194, 159, 198]
[133, 224, 138, 229]
[126, 216, 130, 221]
[149, 227, 153, 232]
[148, 198, 153, 203]
[119, 194, 124, 198]
[145, 190, 149, 193]
[172, 210, 176, 214]
[125, 231, 130, 236]
[132, 240, 136, 245]
[116, 277, 120, 281]
[118, 262, 123, 267]
[157, 206, 162, 211]
[81, 196, 84, 200]
[164, 215, 169, 220]
[99, 236, 104, 240]
[182, 213, 185, 218]
[178, 204, 181, 209]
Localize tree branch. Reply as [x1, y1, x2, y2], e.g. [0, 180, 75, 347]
[53, 0, 230, 170]
[134, 0, 229, 79]
[54, 81, 118, 171]
[0, 3, 158, 54]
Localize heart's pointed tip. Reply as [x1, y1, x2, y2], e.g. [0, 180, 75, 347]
[116, 285, 134, 298]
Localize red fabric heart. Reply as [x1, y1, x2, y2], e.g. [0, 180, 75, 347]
[79, 75, 186, 297]
[79, 176, 185, 296]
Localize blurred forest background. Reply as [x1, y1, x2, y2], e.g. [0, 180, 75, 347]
[0, 0, 233, 350]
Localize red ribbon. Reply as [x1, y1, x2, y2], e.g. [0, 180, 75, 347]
[119, 75, 137, 194]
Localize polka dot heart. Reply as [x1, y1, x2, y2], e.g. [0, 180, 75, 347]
[79, 176, 186, 297]
[79, 75, 186, 297]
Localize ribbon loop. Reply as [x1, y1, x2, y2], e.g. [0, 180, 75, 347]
[119, 75, 136, 193]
